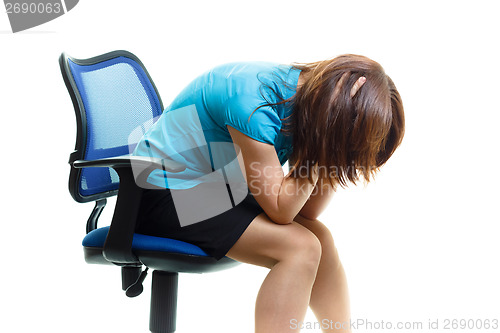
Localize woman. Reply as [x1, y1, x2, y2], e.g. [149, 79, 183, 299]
[134, 54, 405, 332]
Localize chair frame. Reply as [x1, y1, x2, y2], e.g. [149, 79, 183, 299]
[60, 50, 240, 333]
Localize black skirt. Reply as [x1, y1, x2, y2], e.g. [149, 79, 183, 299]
[135, 186, 264, 260]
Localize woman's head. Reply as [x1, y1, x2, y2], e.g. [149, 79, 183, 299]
[289, 54, 405, 188]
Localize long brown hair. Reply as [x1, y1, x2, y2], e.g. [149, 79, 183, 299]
[258, 54, 405, 189]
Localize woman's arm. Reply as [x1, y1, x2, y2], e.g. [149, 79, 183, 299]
[228, 125, 319, 224]
[287, 155, 335, 221]
[295, 178, 335, 221]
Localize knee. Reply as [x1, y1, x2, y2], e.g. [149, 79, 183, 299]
[285, 229, 322, 271]
[297, 217, 343, 272]
[315, 222, 336, 250]
[314, 222, 341, 268]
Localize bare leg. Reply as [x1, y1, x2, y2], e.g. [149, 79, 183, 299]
[294, 214, 351, 333]
[226, 212, 322, 333]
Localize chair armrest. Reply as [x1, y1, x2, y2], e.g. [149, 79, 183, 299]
[73, 155, 186, 190]
[73, 155, 186, 264]
[73, 155, 186, 173]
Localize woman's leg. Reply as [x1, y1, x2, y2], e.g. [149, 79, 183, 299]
[294, 214, 351, 333]
[226, 212, 322, 333]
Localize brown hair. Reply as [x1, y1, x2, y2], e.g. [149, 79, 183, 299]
[257, 54, 405, 189]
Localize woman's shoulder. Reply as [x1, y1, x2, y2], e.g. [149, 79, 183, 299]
[207, 61, 291, 84]
[210, 60, 284, 73]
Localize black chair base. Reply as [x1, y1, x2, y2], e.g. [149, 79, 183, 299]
[83, 246, 240, 332]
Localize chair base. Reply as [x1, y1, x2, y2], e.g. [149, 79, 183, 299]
[83, 246, 240, 332]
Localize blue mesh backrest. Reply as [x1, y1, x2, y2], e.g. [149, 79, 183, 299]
[68, 56, 162, 196]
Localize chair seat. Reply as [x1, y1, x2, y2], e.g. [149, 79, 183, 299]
[82, 226, 240, 273]
[83, 226, 210, 256]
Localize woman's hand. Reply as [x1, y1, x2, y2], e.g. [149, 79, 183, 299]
[288, 159, 334, 221]
[310, 161, 320, 184]
[296, 176, 335, 221]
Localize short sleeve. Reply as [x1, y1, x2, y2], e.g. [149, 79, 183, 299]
[224, 95, 281, 145]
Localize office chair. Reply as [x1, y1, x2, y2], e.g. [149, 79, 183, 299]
[60, 50, 240, 333]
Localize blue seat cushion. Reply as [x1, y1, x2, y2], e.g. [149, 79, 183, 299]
[82, 226, 209, 257]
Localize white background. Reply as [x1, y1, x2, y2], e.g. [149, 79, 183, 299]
[1, 1, 499, 332]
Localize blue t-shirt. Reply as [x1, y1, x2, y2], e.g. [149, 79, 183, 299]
[133, 61, 301, 189]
